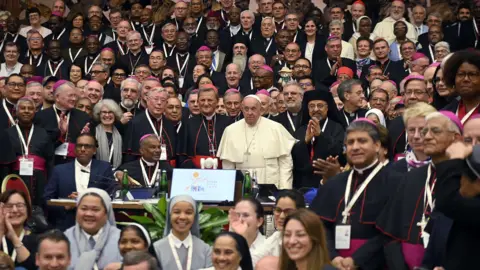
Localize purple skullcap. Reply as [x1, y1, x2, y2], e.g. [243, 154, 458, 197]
[225, 88, 240, 94]
[429, 62, 441, 68]
[260, 65, 273, 72]
[200, 84, 218, 93]
[327, 35, 340, 41]
[387, 80, 397, 88]
[412, 52, 427, 61]
[27, 76, 43, 84]
[101, 47, 114, 53]
[403, 74, 425, 88]
[352, 117, 378, 128]
[439, 110, 464, 134]
[140, 134, 157, 143]
[53, 80, 68, 93]
[197, 46, 212, 52]
[256, 89, 270, 97]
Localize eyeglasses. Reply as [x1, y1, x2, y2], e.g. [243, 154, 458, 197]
[299, 82, 312, 87]
[90, 70, 105, 75]
[4, 203, 27, 211]
[294, 64, 310, 70]
[274, 207, 295, 215]
[308, 103, 327, 110]
[404, 90, 427, 96]
[456, 72, 480, 80]
[420, 127, 451, 137]
[113, 73, 126, 77]
[7, 82, 25, 88]
[76, 143, 95, 149]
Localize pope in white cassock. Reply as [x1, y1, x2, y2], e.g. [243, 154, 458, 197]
[217, 95, 297, 189]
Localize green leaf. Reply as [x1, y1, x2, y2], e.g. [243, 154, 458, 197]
[198, 213, 211, 225]
[157, 196, 167, 215]
[202, 207, 224, 216]
[143, 203, 165, 224]
[200, 216, 229, 229]
[197, 202, 203, 212]
[124, 214, 154, 225]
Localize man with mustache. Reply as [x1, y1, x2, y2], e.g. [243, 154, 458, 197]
[119, 77, 143, 124]
[272, 81, 304, 135]
[373, 0, 416, 42]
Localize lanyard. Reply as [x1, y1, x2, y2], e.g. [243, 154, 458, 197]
[420, 164, 435, 232]
[2, 230, 25, 262]
[293, 31, 298, 43]
[265, 38, 273, 53]
[0, 39, 5, 53]
[2, 99, 15, 126]
[69, 48, 83, 62]
[85, 54, 100, 75]
[176, 53, 190, 77]
[326, 59, 338, 75]
[286, 112, 296, 132]
[53, 105, 70, 142]
[145, 111, 163, 140]
[109, 143, 114, 162]
[48, 60, 64, 77]
[250, 78, 253, 90]
[428, 45, 435, 62]
[176, 122, 182, 133]
[117, 40, 128, 55]
[474, 19, 479, 47]
[342, 163, 383, 224]
[202, 116, 217, 155]
[29, 53, 43, 67]
[310, 118, 329, 160]
[129, 52, 143, 74]
[15, 124, 34, 156]
[221, 10, 230, 26]
[142, 24, 156, 45]
[140, 159, 159, 187]
[168, 233, 193, 270]
[456, 103, 479, 124]
[195, 17, 203, 34]
[343, 111, 357, 126]
[163, 43, 176, 57]
[54, 28, 66, 40]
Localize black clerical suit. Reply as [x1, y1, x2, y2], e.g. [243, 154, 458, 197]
[0, 99, 17, 130]
[313, 57, 357, 88]
[272, 110, 303, 136]
[311, 163, 402, 269]
[123, 110, 177, 167]
[178, 114, 232, 168]
[119, 49, 149, 75]
[387, 116, 407, 160]
[250, 36, 277, 64]
[34, 107, 91, 165]
[360, 59, 407, 90]
[21, 51, 46, 68]
[116, 159, 172, 187]
[36, 58, 70, 80]
[338, 108, 368, 129]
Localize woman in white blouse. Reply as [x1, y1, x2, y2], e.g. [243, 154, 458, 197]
[0, 42, 22, 77]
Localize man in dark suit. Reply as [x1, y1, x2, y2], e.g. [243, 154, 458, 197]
[43, 133, 116, 231]
[312, 36, 357, 88]
[272, 81, 304, 135]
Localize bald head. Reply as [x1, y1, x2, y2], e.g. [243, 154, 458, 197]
[464, 117, 480, 145]
[255, 256, 279, 270]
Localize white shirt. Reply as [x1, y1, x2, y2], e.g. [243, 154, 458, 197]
[82, 227, 104, 244]
[75, 159, 92, 193]
[170, 231, 192, 248]
[213, 50, 220, 71]
[250, 231, 266, 253]
[251, 231, 282, 266]
[0, 63, 23, 77]
[341, 40, 355, 60]
[305, 42, 315, 64]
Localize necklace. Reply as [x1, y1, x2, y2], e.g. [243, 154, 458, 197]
[244, 119, 260, 160]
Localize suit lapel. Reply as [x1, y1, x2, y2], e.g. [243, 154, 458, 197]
[70, 162, 77, 192]
[88, 160, 97, 188]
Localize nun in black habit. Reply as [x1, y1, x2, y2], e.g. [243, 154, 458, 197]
[291, 90, 345, 189]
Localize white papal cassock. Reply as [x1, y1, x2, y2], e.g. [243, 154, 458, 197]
[217, 117, 296, 189]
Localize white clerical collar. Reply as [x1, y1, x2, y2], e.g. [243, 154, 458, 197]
[353, 159, 378, 175]
[170, 231, 192, 248]
[230, 24, 241, 33]
[204, 113, 216, 120]
[82, 227, 104, 244]
[75, 159, 92, 170]
[131, 50, 141, 56]
[141, 157, 156, 167]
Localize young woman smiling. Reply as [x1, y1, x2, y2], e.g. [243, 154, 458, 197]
[153, 195, 212, 269]
[200, 232, 253, 270]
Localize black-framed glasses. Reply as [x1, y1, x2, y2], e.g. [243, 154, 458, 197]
[7, 82, 25, 88]
[273, 207, 295, 215]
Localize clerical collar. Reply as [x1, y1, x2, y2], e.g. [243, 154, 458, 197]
[204, 113, 216, 120]
[170, 231, 192, 248]
[230, 24, 241, 32]
[130, 50, 141, 56]
[141, 157, 156, 167]
[243, 29, 252, 35]
[121, 102, 135, 111]
[275, 19, 284, 24]
[5, 99, 15, 106]
[178, 52, 188, 57]
[353, 159, 379, 175]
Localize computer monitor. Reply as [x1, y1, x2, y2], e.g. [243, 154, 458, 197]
[170, 169, 236, 203]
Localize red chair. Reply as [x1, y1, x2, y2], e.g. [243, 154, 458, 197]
[1, 174, 31, 204]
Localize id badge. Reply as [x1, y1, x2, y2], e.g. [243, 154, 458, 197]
[19, 158, 34, 176]
[160, 144, 167, 161]
[178, 77, 185, 88]
[55, 142, 68, 156]
[145, 45, 154, 55]
[394, 153, 406, 161]
[422, 231, 430, 248]
[335, 225, 351, 249]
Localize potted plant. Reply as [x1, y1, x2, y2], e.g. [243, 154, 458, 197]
[120, 196, 229, 245]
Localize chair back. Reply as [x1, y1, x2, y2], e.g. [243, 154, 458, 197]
[1, 174, 31, 205]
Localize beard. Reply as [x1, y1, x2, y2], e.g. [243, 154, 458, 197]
[122, 98, 136, 109]
[206, 24, 219, 31]
[232, 55, 247, 72]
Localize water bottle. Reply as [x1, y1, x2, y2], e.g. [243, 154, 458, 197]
[243, 171, 252, 198]
[153, 169, 161, 198]
[160, 170, 168, 198]
[252, 171, 259, 198]
[121, 169, 129, 201]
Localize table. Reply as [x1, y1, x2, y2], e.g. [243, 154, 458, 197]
[48, 199, 275, 212]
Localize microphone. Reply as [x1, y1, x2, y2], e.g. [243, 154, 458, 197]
[80, 169, 120, 198]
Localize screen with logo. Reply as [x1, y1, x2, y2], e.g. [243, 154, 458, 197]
[170, 169, 236, 202]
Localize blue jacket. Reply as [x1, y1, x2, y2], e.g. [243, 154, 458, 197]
[43, 159, 115, 230]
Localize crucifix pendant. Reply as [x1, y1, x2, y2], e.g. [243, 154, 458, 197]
[209, 144, 216, 156]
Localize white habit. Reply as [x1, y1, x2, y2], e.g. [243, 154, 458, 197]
[217, 117, 296, 189]
[373, 17, 417, 43]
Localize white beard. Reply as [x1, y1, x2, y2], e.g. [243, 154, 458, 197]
[232, 55, 247, 72]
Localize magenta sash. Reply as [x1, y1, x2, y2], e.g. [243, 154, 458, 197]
[338, 239, 368, 258]
[13, 155, 46, 171]
[401, 243, 425, 270]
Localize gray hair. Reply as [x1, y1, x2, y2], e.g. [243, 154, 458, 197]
[86, 80, 104, 95]
[26, 81, 42, 90]
[261, 16, 274, 24]
[345, 120, 380, 141]
[146, 87, 167, 98]
[224, 90, 243, 100]
[127, 31, 142, 41]
[55, 81, 75, 96]
[337, 79, 363, 102]
[120, 77, 141, 91]
[15, 97, 36, 111]
[435, 41, 450, 52]
[92, 99, 123, 122]
[123, 251, 159, 269]
[248, 54, 266, 65]
[161, 22, 176, 32]
[425, 112, 461, 134]
[240, 10, 254, 18]
[92, 62, 110, 75]
[283, 81, 304, 94]
[226, 63, 242, 73]
[329, 19, 344, 30]
[427, 12, 442, 21]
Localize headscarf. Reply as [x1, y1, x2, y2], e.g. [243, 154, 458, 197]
[163, 195, 200, 237]
[121, 223, 152, 247]
[366, 108, 386, 127]
[95, 124, 123, 169]
[216, 232, 253, 270]
[73, 188, 116, 270]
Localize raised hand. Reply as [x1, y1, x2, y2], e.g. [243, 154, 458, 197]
[5, 213, 18, 242]
[228, 209, 248, 236]
[80, 123, 91, 134]
[446, 141, 473, 160]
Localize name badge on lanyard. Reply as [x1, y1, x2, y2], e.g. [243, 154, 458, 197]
[16, 124, 35, 176]
[335, 225, 351, 249]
